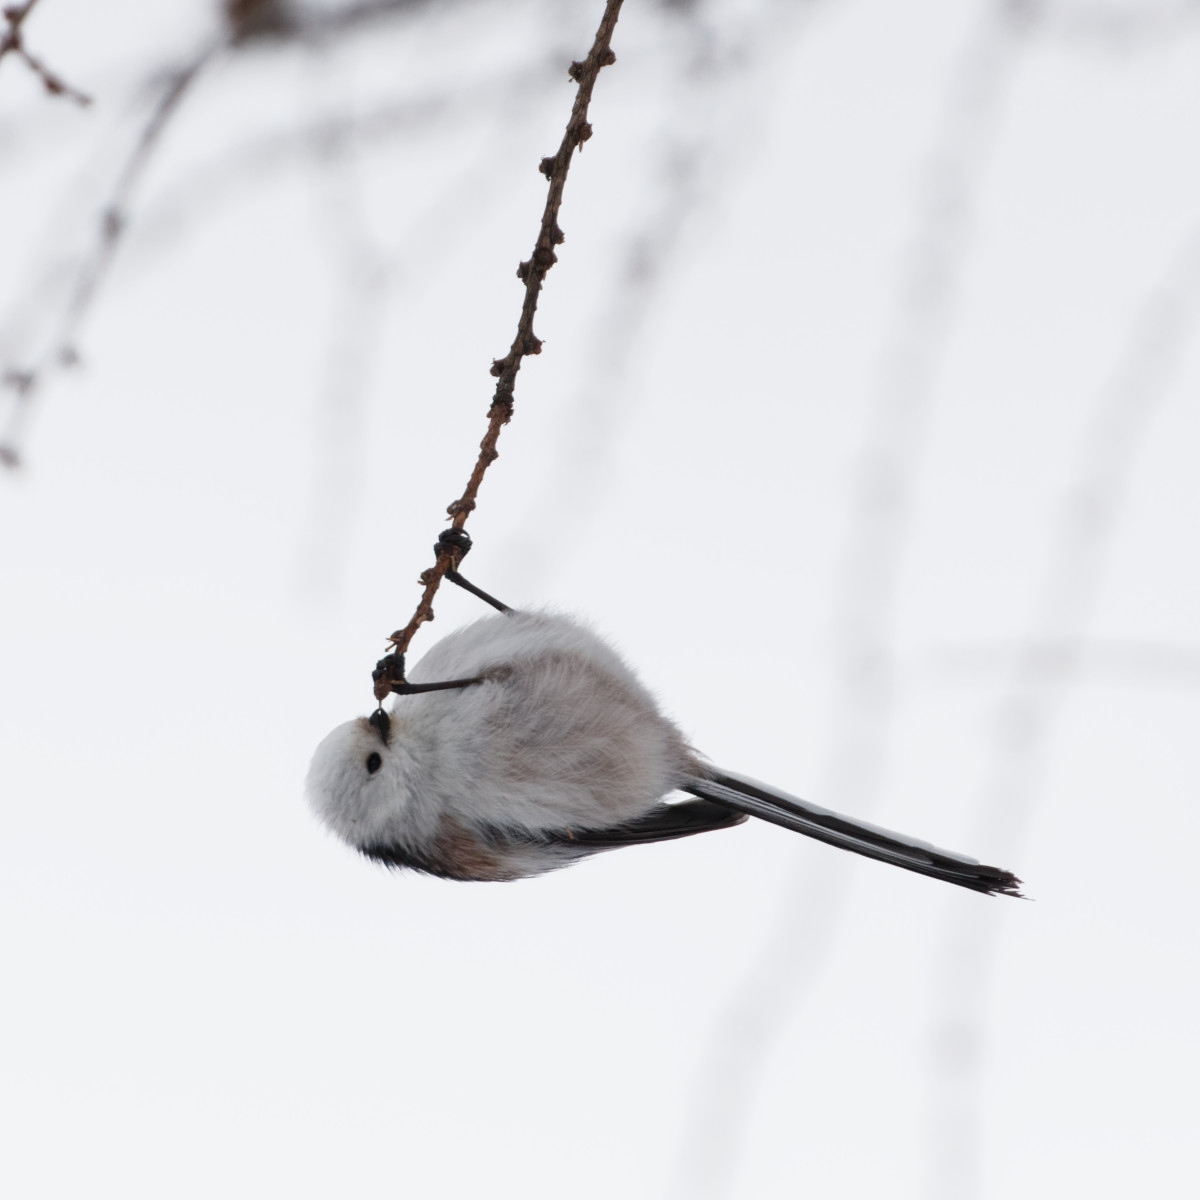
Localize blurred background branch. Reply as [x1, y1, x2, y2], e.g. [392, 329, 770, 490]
[925, 214, 1200, 1200]
[0, 0, 90, 104]
[673, 3, 1037, 1192]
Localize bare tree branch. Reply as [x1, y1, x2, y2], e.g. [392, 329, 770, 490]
[373, 0, 628, 694]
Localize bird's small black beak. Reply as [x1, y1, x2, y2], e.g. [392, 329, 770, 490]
[368, 708, 391, 745]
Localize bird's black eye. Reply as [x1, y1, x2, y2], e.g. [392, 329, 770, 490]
[365, 752, 382, 774]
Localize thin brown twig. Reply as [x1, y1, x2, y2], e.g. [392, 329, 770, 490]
[1, 0, 91, 105]
[375, 0, 627, 696]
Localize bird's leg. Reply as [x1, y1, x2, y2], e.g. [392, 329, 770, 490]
[370, 529, 511, 701]
[373, 651, 485, 699]
[445, 568, 510, 613]
[434, 527, 512, 613]
[390, 676, 486, 695]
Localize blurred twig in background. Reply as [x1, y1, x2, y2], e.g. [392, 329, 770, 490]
[925, 218, 1200, 1200]
[136, 64, 555, 256]
[0, 0, 562, 467]
[0, 0, 90, 104]
[292, 55, 570, 602]
[928, 638, 1200, 691]
[0, 50, 216, 467]
[292, 74, 394, 605]
[505, 0, 828, 590]
[1038, 0, 1200, 44]
[672, 2, 1038, 1194]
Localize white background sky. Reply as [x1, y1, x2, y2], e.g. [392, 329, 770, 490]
[2, 1, 1199, 1197]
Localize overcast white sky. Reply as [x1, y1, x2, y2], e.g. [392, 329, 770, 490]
[2, 1, 1199, 1197]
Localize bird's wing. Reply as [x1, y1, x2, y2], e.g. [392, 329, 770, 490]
[540, 798, 747, 849]
[684, 769, 1023, 897]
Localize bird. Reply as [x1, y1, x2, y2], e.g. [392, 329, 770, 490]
[306, 609, 1022, 896]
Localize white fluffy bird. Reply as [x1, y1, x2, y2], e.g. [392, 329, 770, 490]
[307, 610, 1021, 895]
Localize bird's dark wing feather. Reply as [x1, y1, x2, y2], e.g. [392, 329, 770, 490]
[541, 798, 747, 849]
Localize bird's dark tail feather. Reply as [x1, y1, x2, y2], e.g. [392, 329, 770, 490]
[683, 768, 1023, 897]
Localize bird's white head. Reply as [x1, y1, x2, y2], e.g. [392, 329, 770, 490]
[305, 709, 409, 851]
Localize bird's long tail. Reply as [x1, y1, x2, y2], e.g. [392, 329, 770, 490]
[683, 768, 1023, 897]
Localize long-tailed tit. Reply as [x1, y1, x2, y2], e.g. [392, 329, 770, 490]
[307, 607, 1021, 896]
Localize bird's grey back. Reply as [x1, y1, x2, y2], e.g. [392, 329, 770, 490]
[395, 611, 696, 836]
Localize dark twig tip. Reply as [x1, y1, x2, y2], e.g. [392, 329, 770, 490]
[434, 527, 473, 568]
[372, 653, 406, 701]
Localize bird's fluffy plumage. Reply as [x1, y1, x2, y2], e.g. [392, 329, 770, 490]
[306, 609, 1022, 894]
[306, 611, 706, 879]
